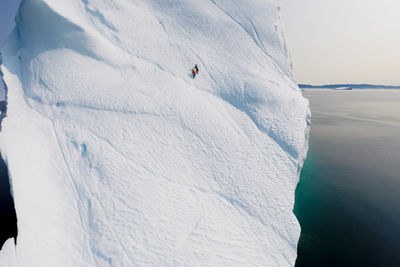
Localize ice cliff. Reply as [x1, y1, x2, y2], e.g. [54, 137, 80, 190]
[0, 0, 310, 266]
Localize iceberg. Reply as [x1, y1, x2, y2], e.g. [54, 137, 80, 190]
[0, 0, 310, 266]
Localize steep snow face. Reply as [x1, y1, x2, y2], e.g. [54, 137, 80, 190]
[0, 0, 310, 266]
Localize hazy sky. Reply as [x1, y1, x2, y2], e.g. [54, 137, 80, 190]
[278, 0, 400, 85]
[1, 1, 400, 84]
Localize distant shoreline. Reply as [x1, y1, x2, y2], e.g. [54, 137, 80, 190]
[299, 84, 400, 90]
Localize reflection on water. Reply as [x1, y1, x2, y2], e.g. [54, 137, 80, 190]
[295, 90, 400, 266]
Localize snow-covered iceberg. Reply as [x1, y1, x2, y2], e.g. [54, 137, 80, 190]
[0, 0, 310, 266]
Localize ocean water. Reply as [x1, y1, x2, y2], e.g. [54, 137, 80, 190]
[295, 90, 400, 266]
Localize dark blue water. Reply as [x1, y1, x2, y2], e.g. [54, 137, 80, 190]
[295, 90, 400, 266]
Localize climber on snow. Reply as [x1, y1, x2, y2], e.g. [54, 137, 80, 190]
[191, 64, 199, 79]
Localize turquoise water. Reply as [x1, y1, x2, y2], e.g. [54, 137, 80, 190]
[295, 90, 400, 266]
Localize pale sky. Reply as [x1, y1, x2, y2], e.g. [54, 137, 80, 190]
[278, 0, 400, 85]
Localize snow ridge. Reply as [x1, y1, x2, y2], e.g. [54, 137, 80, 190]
[0, 0, 310, 266]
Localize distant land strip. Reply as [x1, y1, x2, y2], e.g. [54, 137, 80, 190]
[299, 84, 400, 89]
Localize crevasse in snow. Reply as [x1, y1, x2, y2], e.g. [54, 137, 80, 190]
[0, 0, 310, 266]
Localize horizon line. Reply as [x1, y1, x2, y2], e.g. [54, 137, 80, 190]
[299, 83, 400, 89]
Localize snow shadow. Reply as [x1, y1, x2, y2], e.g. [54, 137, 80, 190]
[0, 101, 6, 124]
[0, 52, 7, 129]
[219, 86, 299, 160]
[0, 154, 17, 249]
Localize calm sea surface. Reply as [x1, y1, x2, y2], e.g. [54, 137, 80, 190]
[295, 90, 400, 266]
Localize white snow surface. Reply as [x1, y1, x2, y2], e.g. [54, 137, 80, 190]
[0, 0, 310, 266]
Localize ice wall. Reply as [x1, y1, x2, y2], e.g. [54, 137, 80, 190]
[0, 52, 7, 114]
[0, 0, 310, 266]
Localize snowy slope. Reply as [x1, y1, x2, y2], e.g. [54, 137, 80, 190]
[0, 0, 310, 266]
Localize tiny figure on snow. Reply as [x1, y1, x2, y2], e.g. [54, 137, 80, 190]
[191, 64, 199, 79]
